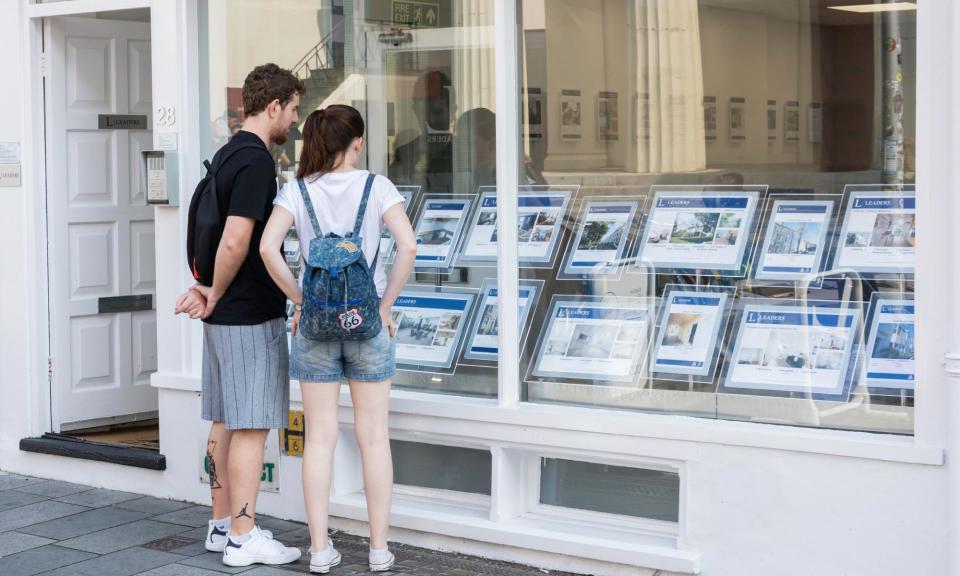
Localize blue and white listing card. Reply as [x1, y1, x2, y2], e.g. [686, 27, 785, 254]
[463, 279, 542, 362]
[754, 200, 834, 281]
[722, 304, 861, 400]
[651, 290, 730, 377]
[459, 190, 571, 266]
[561, 200, 639, 277]
[379, 187, 418, 261]
[636, 190, 760, 273]
[413, 197, 473, 269]
[531, 297, 651, 383]
[835, 190, 915, 274]
[863, 298, 915, 394]
[391, 290, 477, 370]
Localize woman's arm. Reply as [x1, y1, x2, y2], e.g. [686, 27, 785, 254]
[259, 206, 303, 327]
[379, 203, 417, 335]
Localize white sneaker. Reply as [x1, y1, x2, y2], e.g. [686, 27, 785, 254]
[369, 548, 395, 572]
[205, 520, 273, 552]
[221, 526, 301, 567]
[310, 538, 342, 573]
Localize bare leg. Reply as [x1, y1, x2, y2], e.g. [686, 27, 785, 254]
[227, 428, 269, 537]
[207, 422, 233, 520]
[349, 380, 393, 549]
[300, 382, 342, 552]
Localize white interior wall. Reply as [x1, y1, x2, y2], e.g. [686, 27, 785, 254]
[225, 0, 326, 88]
[543, 0, 609, 170]
[699, 4, 819, 167]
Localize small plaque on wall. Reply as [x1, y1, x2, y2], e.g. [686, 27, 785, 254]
[767, 99, 777, 143]
[704, 96, 718, 142]
[597, 91, 619, 142]
[560, 89, 582, 141]
[0, 163, 21, 188]
[729, 97, 746, 142]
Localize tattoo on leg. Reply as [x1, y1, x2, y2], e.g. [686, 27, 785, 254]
[206, 440, 222, 489]
[236, 502, 252, 519]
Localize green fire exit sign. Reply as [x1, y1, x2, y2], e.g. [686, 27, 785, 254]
[393, 0, 440, 28]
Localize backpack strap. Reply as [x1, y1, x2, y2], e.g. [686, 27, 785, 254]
[297, 179, 323, 237]
[352, 173, 376, 238]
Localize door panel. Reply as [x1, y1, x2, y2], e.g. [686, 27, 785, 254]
[49, 16, 156, 429]
[127, 40, 152, 115]
[129, 220, 156, 292]
[70, 315, 117, 389]
[66, 36, 113, 114]
[68, 222, 116, 299]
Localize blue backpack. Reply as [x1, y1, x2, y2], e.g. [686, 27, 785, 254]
[297, 173, 382, 341]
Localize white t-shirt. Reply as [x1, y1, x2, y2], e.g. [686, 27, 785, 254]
[274, 170, 405, 296]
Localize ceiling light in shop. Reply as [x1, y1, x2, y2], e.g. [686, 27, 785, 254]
[828, 2, 917, 13]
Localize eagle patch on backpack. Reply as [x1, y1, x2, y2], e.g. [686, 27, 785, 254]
[297, 173, 383, 341]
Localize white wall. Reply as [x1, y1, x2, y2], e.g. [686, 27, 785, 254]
[0, 0, 35, 448]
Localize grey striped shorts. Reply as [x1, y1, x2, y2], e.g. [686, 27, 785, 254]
[201, 317, 289, 430]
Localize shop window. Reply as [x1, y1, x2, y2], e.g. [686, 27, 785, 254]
[539, 458, 679, 523]
[516, 0, 917, 435]
[199, 0, 498, 398]
[391, 440, 492, 495]
[198, 0, 919, 435]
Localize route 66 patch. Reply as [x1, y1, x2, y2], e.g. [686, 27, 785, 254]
[339, 308, 364, 331]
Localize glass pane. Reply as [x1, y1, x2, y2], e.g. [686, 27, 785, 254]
[540, 458, 679, 523]
[199, 0, 496, 398]
[518, 0, 917, 434]
[392, 440, 492, 495]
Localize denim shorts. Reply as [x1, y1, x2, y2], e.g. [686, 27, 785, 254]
[290, 326, 396, 383]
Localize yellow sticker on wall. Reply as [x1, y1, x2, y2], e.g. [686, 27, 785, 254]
[282, 410, 305, 457]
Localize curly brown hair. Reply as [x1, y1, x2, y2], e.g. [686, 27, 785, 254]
[241, 63, 305, 117]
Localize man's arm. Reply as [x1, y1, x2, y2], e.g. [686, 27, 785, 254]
[200, 215, 255, 318]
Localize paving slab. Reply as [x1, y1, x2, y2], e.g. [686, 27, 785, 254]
[19, 504, 149, 540]
[0, 475, 46, 492]
[115, 496, 197, 516]
[56, 488, 144, 507]
[177, 552, 263, 574]
[13, 479, 93, 498]
[0, 500, 88, 532]
[0, 489, 50, 512]
[57, 519, 195, 555]
[253, 516, 303, 534]
[0, 531, 56, 556]
[165, 540, 212, 557]
[39, 546, 185, 576]
[152, 505, 215, 528]
[0, 544, 97, 576]
[135, 565, 231, 576]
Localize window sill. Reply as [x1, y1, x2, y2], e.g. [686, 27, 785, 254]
[381, 390, 943, 466]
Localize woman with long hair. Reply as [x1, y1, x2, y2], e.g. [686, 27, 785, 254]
[259, 105, 417, 573]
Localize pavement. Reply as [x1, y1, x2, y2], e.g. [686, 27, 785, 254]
[0, 471, 578, 576]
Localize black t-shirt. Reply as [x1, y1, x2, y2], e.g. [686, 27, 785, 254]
[204, 130, 286, 326]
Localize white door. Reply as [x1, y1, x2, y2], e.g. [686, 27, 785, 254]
[46, 16, 157, 430]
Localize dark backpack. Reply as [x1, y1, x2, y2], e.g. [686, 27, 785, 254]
[186, 143, 271, 285]
[297, 173, 382, 341]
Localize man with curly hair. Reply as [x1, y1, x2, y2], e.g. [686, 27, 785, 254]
[176, 63, 304, 568]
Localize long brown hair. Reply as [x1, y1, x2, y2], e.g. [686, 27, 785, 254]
[297, 105, 365, 179]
